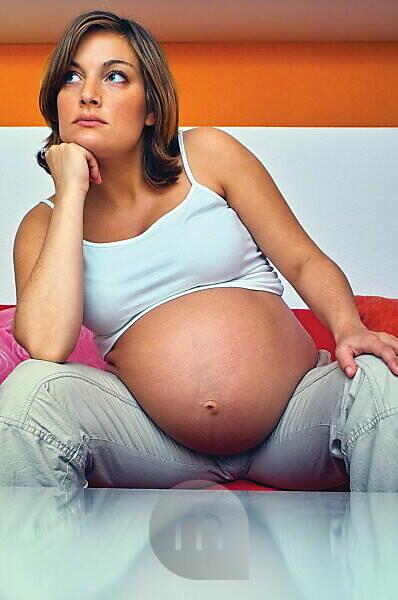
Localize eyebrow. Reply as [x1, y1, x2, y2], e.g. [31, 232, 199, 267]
[70, 59, 138, 71]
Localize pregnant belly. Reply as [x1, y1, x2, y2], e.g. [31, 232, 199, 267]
[105, 288, 319, 455]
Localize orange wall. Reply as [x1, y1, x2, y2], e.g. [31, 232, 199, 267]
[1, 42, 398, 126]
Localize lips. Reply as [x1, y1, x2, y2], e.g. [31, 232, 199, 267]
[74, 115, 107, 124]
[76, 120, 105, 127]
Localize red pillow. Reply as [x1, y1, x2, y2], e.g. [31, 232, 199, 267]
[292, 294, 398, 362]
[354, 295, 398, 335]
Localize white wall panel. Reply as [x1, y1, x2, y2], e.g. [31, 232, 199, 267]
[1, 126, 397, 307]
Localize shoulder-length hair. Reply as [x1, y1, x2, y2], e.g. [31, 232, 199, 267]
[36, 9, 182, 188]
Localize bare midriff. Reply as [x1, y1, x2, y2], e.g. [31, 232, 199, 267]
[104, 287, 319, 455]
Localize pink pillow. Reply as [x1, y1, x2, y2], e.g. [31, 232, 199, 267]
[0, 307, 107, 384]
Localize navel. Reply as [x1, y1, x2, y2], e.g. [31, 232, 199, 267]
[203, 399, 219, 415]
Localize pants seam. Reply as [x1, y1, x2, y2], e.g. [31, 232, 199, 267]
[273, 359, 389, 450]
[261, 408, 398, 452]
[27, 372, 229, 469]
[263, 422, 336, 449]
[0, 416, 79, 461]
[355, 358, 386, 410]
[290, 354, 384, 401]
[240, 454, 252, 479]
[345, 406, 398, 450]
[8, 368, 241, 473]
[290, 363, 341, 398]
[85, 436, 224, 470]
[343, 359, 392, 448]
[19, 370, 134, 427]
[61, 434, 87, 487]
[0, 415, 222, 471]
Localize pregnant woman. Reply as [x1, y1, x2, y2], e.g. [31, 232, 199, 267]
[2, 9, 398, 491]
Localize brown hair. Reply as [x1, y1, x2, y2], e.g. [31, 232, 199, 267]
[36, 9, 182, 188]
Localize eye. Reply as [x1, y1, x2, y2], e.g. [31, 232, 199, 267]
[106, 70, 128, 83]
[64, 71, 79, 84]
[63, 70, 128, 84]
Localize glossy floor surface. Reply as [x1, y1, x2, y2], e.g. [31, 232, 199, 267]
[0, 485, 396, 598]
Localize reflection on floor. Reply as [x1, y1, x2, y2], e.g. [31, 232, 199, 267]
[0, 486, 395, 599]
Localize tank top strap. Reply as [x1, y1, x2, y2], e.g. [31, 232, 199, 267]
[40, 197, 55, 209]
[178, 128, 197, 186]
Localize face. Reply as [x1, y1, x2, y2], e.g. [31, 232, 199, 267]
[56, 29, 155, 159]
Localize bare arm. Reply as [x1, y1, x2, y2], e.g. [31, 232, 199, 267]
[13, 194, 85, 362]
[290, 254, 365, 341]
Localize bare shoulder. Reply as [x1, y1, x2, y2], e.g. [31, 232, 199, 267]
[183, 126, 234, 145]
[184, 126, 241, 157]
[22, 196, 54, 223]
[16, 196, 56, 239]
[188, 127, 278, 202]
[31, 195, 57, 217]
[181, 127, 231, 197]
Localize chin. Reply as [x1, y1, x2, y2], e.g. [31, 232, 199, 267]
[71, 136, 104, 154]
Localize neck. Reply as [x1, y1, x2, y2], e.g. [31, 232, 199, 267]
[85, 145, 154, 211]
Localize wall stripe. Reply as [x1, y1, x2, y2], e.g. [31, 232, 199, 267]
[1, 42, 398, 126]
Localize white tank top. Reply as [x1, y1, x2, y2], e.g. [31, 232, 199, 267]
[40, 127, 284, 360]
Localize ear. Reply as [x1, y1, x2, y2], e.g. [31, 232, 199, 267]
[145, 112, 156, 126]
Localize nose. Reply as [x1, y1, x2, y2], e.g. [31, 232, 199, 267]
[80, 83, 101, 106]
[80, 95, 99, 106]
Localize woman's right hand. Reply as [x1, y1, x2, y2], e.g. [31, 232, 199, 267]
[43, 142, 102, 198]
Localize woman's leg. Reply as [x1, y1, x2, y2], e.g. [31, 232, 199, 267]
[0, 359, 252, 488]
[245, 349, 398, 492]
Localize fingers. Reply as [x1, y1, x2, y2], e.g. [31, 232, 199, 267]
[372, 335, 398, 373]
[345, 366, 355, 377]
[362, 337, 398, 375]
[335, 348, 358, 377]
[86, 153, 102, 184]
[386, 333, 398, 354]
[335, 329, 398, 378]
[378, 344, 398, 374]
[339, 345, 398, 378]
[89, 173, 102, 184]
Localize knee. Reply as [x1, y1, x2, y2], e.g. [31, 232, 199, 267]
[0, 359, 68, 423]
[354, 354, 398, 413]
[2, 358, 66, 389]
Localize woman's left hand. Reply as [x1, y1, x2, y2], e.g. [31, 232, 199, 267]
[334, 325, 398, 378]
